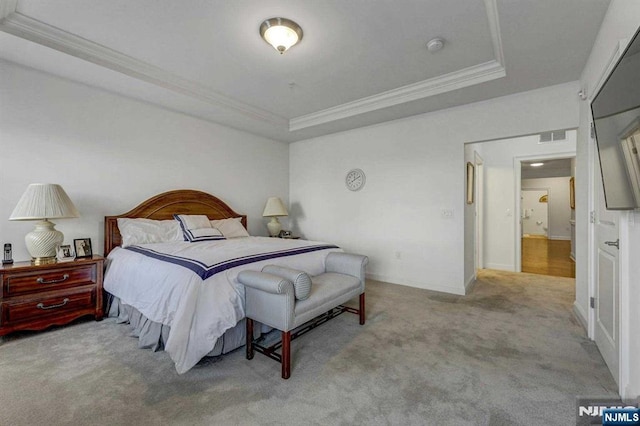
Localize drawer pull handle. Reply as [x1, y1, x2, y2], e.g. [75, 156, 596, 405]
[36, 274, 70, 284]
[36, 298, 70, 310]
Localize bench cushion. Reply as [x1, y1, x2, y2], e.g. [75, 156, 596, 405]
[262, 265, 312, 300]
[293, 272, 362, 327]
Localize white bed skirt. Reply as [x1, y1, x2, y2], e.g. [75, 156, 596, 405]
[106, 294, 247, 358]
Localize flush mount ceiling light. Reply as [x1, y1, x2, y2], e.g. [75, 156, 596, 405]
[530, 163, 544, 167]
[260, 17, 303, 54]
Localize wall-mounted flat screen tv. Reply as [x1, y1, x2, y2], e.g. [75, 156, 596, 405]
[591, 26, 640, 210]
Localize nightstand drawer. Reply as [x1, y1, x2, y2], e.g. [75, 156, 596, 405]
[3, 264, 97, 297]
[0, 287, 96, 325]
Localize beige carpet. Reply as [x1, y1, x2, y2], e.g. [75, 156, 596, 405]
[0, 270, 617, 425]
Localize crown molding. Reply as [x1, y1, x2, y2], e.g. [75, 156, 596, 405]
[290, 0, 505, 131]
[0, 0, 505, 134]
[0, 3, 287, 127]
[290, 60, 505, 131]
[484, 0, 504, 66]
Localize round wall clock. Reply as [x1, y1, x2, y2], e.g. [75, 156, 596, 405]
[345, 168, 366, 191]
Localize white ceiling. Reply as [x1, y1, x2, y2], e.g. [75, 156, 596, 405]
[522, 158, 574, 179]
[0, 0, 610, 142]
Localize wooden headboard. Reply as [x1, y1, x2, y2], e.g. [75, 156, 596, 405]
[104, 189, 247, 256]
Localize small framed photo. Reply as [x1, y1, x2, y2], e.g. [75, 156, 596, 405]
[74, 238, 93, 258]
[56, 244, 75, 262]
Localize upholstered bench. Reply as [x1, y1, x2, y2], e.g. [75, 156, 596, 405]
[238, 252, 368, 379]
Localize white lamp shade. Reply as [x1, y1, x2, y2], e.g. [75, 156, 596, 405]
[262, 197, 288, 217]
[9, 184, 79, 220]
[9, 184, 79, 264]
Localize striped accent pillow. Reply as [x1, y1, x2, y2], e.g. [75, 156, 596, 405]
[174, 214, 225, 242]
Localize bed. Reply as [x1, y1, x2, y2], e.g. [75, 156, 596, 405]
[103, 190, 340, 373]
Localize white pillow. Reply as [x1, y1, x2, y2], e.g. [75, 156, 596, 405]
[117, 218, 183, 247]
[210, 217, 250, 238]
[174, 214, 225, 242]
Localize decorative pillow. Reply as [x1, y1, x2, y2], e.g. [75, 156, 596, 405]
[174, 214, 225, 242]
[117, 218, 183, 247]
[209, 217, 250, 238]
[262, 265, 312, 300]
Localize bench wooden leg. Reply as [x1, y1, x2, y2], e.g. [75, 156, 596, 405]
[246, 318, 254, 360]
[281, 330, 291, 379]
[359, 293, 366, 325]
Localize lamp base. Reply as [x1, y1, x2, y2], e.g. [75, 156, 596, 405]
[25, 220, 64, 262]
[267, 217, 282, 237]
[31, 256, 58, 265]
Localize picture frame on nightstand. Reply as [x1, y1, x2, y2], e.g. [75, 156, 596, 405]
[74, 238, 93, 258]
[56, 244, 75, 262]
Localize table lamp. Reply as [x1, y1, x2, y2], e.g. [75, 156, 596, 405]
[262, 197, 288, 237]
[9, 183, 80, 264]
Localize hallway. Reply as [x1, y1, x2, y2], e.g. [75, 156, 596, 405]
[521, 236, 575, 278]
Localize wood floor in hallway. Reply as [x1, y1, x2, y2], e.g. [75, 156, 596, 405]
[521, 237, 575, 278]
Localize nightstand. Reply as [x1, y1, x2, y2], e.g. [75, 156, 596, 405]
[0, 256, 104, 336]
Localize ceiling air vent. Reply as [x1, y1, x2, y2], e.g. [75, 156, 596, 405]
[539, 130, 567, 144]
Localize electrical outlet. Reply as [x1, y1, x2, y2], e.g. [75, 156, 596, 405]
[441, 209, 454, 218]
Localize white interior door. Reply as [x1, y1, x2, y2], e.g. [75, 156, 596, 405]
[593, 152, 620, 384]
[521, 189, 548, 237]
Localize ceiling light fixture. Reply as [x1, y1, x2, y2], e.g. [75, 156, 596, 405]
[260, 17, 303, 54]
[530, 163, 544, 167]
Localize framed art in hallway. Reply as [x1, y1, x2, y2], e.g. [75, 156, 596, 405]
[74, 238, 93, 258]
[466, 162, 474, 204]
[570, 177, 575, 209]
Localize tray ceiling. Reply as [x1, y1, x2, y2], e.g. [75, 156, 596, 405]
[0, 0, 610, 142]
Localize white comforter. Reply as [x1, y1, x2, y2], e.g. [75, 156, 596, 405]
[104, 237, 340, 373]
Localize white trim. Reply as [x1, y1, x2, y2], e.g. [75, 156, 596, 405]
[586, 39, 626, 341]
[465, 274, 477, 294]
[484, 262, 514, 271]
[483, 0, 505, 66]
[573, 301, 588, 331]
[290, 61, 506, 131]
[0, 9, 287, 127]
[587, 117, 596, 340]
[618, 213, 630, 399]
[475, 151, 485, 272]
[366, 273, 465, 295]
[548, 236, 571, 241]
[289, 0, 506, 130]
[0, 0, 507, 133]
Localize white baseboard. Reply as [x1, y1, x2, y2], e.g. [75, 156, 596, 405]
[573, 301, 588, 331]
[465, 274, 477, 294]
[366, 272, 465, 295]
[484, 263, 515, 271]
[549, 235, 571, 241]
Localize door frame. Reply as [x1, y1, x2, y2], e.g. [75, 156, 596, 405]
[513, 151, 576, 272]
[585, 38, 630, 395]
[474, 151, 484, 271]
[587, 112, 632, 395]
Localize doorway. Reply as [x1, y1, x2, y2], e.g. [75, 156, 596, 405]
[516, 156, 576, 278]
